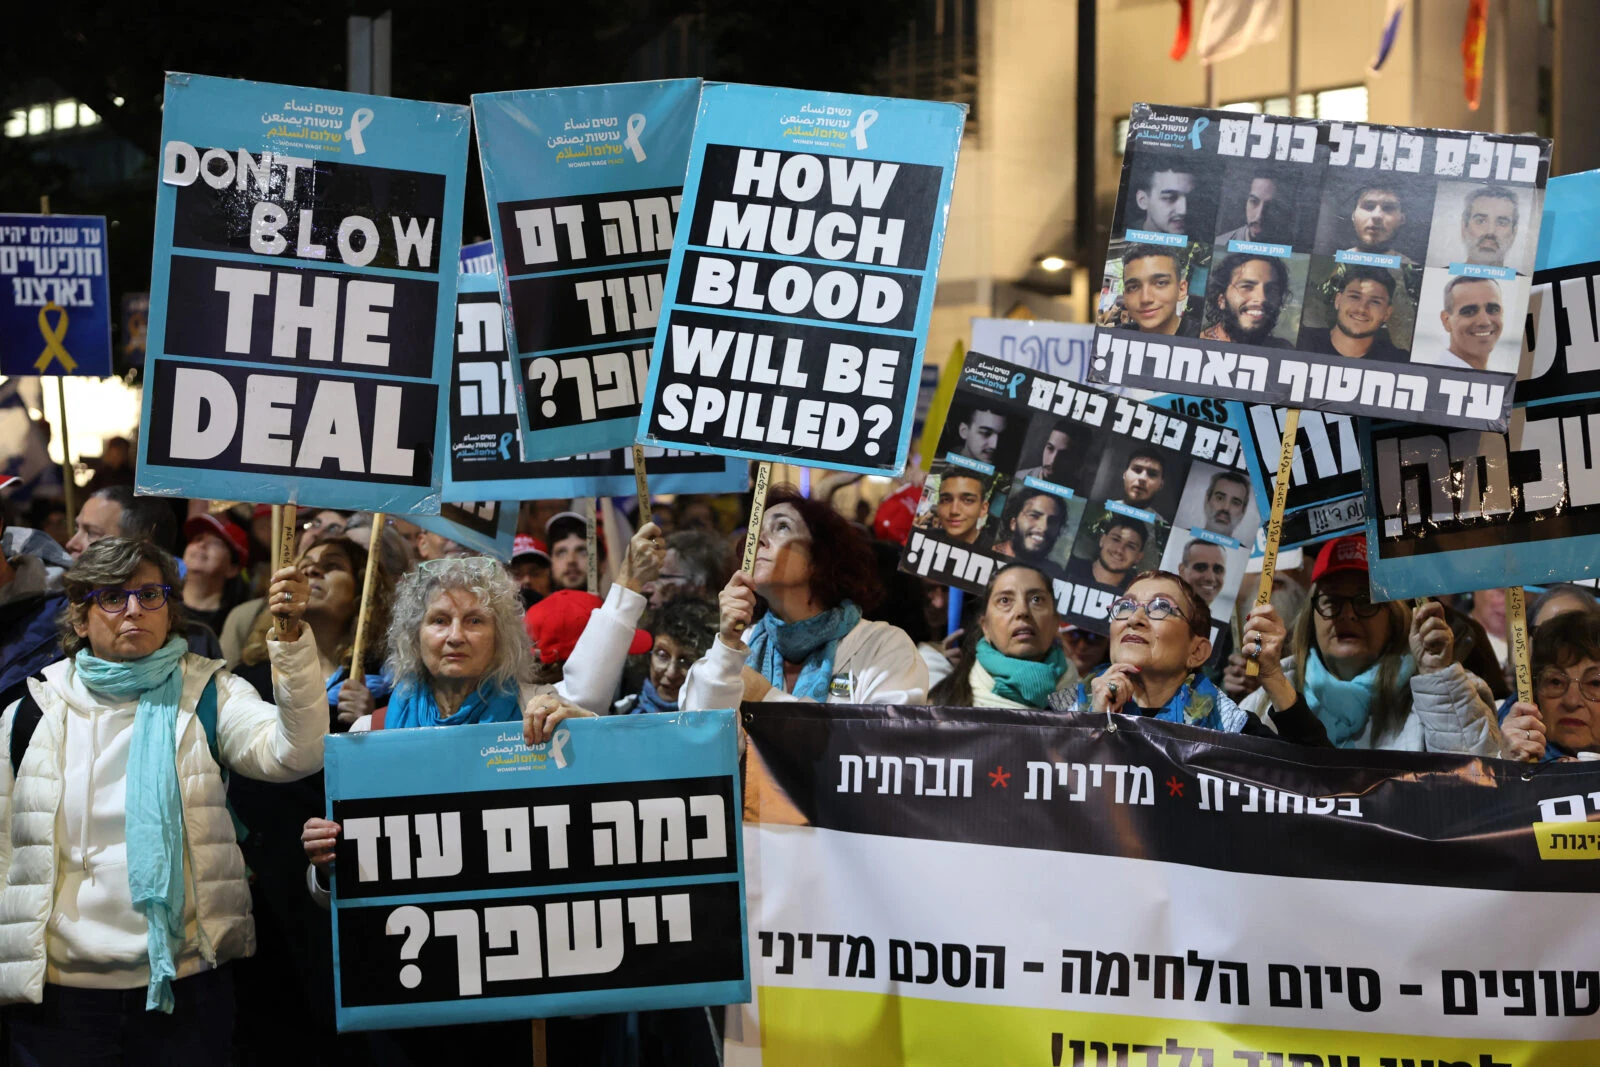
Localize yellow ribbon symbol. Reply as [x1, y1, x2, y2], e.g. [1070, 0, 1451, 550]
[34, 302, 76, 373]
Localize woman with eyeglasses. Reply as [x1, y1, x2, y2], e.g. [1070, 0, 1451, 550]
[1062, 568, 1328, 742]
[1498, 610, 1600, 762]
[615, 596, 720, 715]
[1238, 536, 1501, 753]
[683, 487, 928, 708]
[0, 537, 326, 1062]
[931, 564, 1079, 709]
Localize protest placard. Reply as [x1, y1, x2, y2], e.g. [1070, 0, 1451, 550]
[1088, 105, 1550, 432]
[1238, 404, 1365, 551]
[899, 350, 1257, 644]
[414, 500, 517, 561]
[969, 318, 1096, 384]
[473, 79, 701, 462]
[637, 83, 966, 475]
[1363, 170, 1600, 599]
[325, 711, 747, 1031]
[445, 271, 747, 501]
[135, 73, 469, 513]
[459, 238, 494, 275]
[731, 704, 1600, 1066]
[0, 213, 111, 376]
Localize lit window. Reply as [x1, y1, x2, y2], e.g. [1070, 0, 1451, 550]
[1221, 101, 1262, 114]
[3, 110, 24, 138]
[53, 100, 77, 130]
[27, 106, 48, 135]
[1316, 86, 1368, 122]
[78, 103, 100, 127]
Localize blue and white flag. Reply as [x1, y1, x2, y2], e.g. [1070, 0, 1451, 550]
[1368, 0, 1407, 74]
[473, 79, 702, 462]
[135, 73, 470, 513]
[325, 711, 747, 1032]
[637, 83, 966, 476]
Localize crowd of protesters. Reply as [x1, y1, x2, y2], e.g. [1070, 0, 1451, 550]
[0, 456, 1593, 1066]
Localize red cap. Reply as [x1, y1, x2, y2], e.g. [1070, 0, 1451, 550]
[873, 483, 921, 546]
[1311, 535, 1367, 583]
[524, 589, 653, 664]
[252, 503, 273, 521]
[512, 534, 550, 564]
[0, 475, 21, 495]
[183, 514, 250, 566]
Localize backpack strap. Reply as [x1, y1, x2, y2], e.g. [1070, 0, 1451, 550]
[8, 675, 46, 778]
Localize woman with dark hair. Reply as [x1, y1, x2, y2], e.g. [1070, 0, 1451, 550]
[930, 564, 1077, 709]
[1499, 610, 1600, 762]
[1062, 568, 1328, 742]
[614, 596, 720, 715]
[682, 487, 928, 707]
[0, 537, 326, 1062]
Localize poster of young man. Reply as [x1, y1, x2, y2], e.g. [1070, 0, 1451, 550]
[637, 83, 966, 475]
[473, 79, 702, 461]
[1090, 105, 1549, 432]
[0, 213, 112, 376]
[1363, 170, 1600, 599]
[136, 73, 470, 512]
[445, 271, 747, 501]
[900, 351, 1258, 638]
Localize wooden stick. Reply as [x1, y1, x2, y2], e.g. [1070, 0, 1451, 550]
[276, 503, 299, 572]
[584, 497, 598, 595]
[349, 512, 386, 677]
[531, 1018, 547, 1067]
[56, 377, 76, 534]
[1507, 585, 1533, 704]
[631, 444, 651, 525]
[1245, 407, 1300, 678]
[734, 462, 774, 635]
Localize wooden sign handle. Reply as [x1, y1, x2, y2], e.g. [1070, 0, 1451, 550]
[1245, 408, 1300, 678]
[349, 513, 386, 677]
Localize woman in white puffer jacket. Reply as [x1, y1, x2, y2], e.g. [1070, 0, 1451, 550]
[0, 537, 328, 1064]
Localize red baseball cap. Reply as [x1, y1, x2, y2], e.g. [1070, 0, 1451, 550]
[524, 589, 653, 664]
[1311, 535, 1367, 583]
[512, 534, 550, 564]
[183, 514, 250, 566]
[873, 483, 921, 546]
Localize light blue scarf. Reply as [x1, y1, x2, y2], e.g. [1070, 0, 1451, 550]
[975, 639, 1070, 708]
[745, 601, 862, 702]
[1304, 649, 1416, 748]
[384, 679, 521, 729]
[73, 636, 190, 1013]
[630, 678, 676, 715]
[1072, 667, 1249, 733]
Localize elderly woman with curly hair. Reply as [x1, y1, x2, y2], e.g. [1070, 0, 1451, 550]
[683, 487, 929, 707]
[0, 537, 325, 1064]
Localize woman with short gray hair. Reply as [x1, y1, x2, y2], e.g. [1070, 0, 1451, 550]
[0, 536, 327, 1062]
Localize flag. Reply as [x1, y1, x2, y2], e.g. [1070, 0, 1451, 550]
[1463, 0, 1489, 110]
[1171, 0, 1194, 61]
[1368, 0, 1406, 74]
[1196, 0, 1285, 65]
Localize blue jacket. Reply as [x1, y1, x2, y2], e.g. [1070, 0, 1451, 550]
[0, 592, 67, 711]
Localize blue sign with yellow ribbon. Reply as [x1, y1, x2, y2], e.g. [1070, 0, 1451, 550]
[0, 214, 112, 377]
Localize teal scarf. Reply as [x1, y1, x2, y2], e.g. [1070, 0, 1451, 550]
[1304, 650, 1415, 748]
[385, 679, 521, 729]
[74, 636, 190, 1014]
[745, 601, 862, 702]
[975, 639, 1069, 708]
[1073, 668, 1249, 733]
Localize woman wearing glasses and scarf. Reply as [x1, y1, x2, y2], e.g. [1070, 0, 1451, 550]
[1496, 610, 1600, 762]
[683, 487, 928, 708]
[1238, 535, 1500, 753]
[1060, 568, 1329, 744]
[0, 537, 327, 1063]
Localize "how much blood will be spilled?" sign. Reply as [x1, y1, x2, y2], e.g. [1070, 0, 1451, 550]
[136, 73, 470, 513]
[638, 83, 965, 475]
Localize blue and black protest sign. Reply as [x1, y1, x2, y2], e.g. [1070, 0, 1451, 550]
[414, 500, 518, 562]
[637, 84, 966, 475]
[1239, 405, 1365, 552]
[0, 214, 112, 377]
[325, 711, 747, 1031]
[1364, 170, 1600, 598]
[136, 73, 470, 513]
[473, 79, 701, 462]
[445, 271, 747, 501]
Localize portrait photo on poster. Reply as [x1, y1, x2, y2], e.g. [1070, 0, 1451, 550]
[1090, 104, 1550, 433]
[900, 350, 1258, 641]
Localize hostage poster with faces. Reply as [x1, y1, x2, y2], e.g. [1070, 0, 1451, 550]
[1089, 104, 1549, 432]
[898, 351, 1259, 646]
